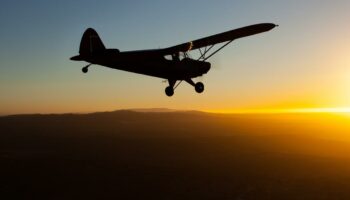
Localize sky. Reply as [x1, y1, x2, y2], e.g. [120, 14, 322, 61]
[1, 0, 350, 114]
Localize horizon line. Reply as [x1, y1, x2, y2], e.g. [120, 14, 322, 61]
[205, 107, 350, 114]
[2, 107, 350, 116]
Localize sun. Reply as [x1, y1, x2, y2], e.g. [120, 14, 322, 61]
[292, 107, 350, 113]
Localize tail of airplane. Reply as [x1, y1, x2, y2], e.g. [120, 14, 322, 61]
[79, 28, 106, 55]
[71, 28, 106, 61]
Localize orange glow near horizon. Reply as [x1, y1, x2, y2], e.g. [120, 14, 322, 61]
[205, 107, 350, 114]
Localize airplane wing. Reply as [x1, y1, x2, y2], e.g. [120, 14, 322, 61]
[162, 23, 277, 60]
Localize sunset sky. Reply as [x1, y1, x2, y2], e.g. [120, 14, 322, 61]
[1, 0, 350, 114]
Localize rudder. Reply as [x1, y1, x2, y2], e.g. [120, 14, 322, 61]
[79, 28, 106, 56]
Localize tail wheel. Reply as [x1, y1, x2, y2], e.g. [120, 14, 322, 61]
[82, 64, 91, 73]
[82, 67, 88, 73]
[195, 82, 204, 93]
[165, 86, 174, 97]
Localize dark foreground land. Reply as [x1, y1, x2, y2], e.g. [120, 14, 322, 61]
[1, 110, 350, 199]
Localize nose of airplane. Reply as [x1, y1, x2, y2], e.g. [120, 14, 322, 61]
[203, 62, 211, 73]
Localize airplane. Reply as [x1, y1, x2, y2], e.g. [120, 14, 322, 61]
[70, 23, 277, 96]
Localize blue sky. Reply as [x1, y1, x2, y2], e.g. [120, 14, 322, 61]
[1, 0, 350, 114]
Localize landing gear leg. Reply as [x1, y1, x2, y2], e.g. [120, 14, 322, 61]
[185, 79, 205, 94]
[165, 79, 176, 97]
[82, 64, 91, 73]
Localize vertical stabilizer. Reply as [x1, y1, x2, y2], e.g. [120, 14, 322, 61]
[79, 28, 106, 56]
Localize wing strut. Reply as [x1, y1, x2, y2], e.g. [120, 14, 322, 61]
[173, 80, 183, 90]
[197, 40, 234, 61]
[198, 45, 215, 61]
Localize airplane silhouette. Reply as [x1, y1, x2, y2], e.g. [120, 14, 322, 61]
[71, 23, 277, 96]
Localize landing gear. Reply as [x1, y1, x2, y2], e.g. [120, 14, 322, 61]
[82, 67, 88, 73]
[195, 82, 204, 93]
[165, 86, 174, 97]
[165, 80, 176, 97]
[164, 79, 205, 96]
[185, 79, 205, 94]
[82, 64, 91, 73]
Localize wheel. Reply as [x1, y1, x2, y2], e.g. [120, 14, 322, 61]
[82, 67, 88, 73]
[165, 86, 174, 97]
[195, 82, 204, 93]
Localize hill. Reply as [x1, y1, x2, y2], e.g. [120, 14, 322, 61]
[1, 110, 350, 199]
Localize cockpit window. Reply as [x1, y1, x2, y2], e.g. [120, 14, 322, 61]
[164, 55, 173, 61]
[164, 52, 193, 61]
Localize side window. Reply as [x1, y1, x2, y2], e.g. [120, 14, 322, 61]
[164, 55, 173, 61]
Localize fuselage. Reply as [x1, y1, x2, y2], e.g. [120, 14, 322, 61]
[74, 49, 211, 80]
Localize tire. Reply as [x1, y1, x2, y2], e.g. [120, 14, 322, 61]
[82, 67, 88, 73]
[165, 86, 174, 97]
[195, 82, 204, 93]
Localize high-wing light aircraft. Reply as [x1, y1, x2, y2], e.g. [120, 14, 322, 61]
[71, 23, 277, 96]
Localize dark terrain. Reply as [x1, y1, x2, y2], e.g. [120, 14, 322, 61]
[1, 110, 350, 199]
